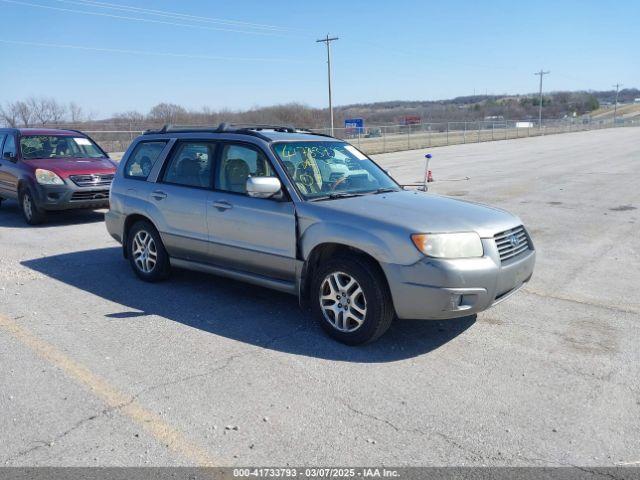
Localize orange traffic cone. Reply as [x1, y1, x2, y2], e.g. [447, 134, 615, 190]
[427, 169, 434, 182]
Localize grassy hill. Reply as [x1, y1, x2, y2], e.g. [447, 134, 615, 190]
[589, 103, 640, 120]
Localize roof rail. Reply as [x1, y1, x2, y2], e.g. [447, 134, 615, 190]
[142, 123, 338, 140]
[216, 123, 297, 133]
[294, 128, 336, 139]
[143, 124, 212, 135]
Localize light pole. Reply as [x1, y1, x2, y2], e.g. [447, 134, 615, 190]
[534, 69, 550, 129]
[316, 34, 339, 136]
[613, 83, 622, 126]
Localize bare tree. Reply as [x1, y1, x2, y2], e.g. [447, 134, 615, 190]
[49, 99, 66, 124]
[28, 97, 50, 125]
[148, 103, 187, 125]
[27, 97, 67, 125]
[15, 101, 34, 126]
[114, 110, 145, 124]
[0, 102, 20, 127]
[69, 102, 84, 123]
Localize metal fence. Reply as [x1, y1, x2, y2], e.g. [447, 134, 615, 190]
[37, 116, 639, 156]
[311, 117, 639, 155]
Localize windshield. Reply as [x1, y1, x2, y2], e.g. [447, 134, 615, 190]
[20, 135, 105, 160]
[272, 141, 400, 200]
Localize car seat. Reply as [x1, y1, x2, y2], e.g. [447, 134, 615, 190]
[177, 158, 203, 187]
[54, 140, 69, 156]
[139, 155, 152, 177]
[224, 158, 250, 193]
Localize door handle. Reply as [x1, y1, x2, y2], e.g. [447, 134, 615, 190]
[151, 190, 167, 200]
[212, 200, 233, 211]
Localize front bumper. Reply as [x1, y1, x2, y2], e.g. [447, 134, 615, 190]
[34, 182, 111, 211]
[383, 238, 536, 320]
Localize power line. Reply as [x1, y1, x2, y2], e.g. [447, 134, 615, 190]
[613, 83, 623, 125]
[0, 39, 313, 63]
[534, 69, 550, 128]
[0, 0, 295, 37]
[52, 0, 295, 32]
[316, 34, 339, 135]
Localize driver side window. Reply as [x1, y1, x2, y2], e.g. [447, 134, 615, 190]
[215, 144, 274, 194]
[3, 135, 16, 158]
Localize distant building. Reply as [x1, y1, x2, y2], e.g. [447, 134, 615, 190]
[398, 115, 421, 125]
[634, 98, 640, 103]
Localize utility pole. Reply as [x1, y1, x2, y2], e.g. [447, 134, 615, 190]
[534, 69, 550, 129]
[316, 34, 339, 136]
[613, 83, 622, 126]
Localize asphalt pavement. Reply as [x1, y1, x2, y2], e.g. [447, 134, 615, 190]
[0, 127, 638, 466]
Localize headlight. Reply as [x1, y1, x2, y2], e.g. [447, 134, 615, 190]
[35, 169, 64, 185]
[411, 232, 483, 258]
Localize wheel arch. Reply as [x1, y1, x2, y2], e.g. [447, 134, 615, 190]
[17, 177, 34, 195]
[300, 242, 392, 311]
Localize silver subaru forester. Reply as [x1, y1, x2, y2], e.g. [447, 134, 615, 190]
[106, 124, 535, 345]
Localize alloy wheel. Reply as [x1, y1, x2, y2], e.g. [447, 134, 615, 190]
[132, 230, 158, 273]
[319, 271, 367, 332]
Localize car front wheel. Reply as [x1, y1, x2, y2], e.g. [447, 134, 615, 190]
[19, 188, 46, 225]
[126, 220, 170, 282]
[311, 255, 395, 345]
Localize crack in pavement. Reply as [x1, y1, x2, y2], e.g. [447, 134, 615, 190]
[5, 403, 122, 464]
[572, 466, 625, 480]
[126, 322, 310, 400]
[3, 322, 310, 463]
[523, 289, 640, 316]
[337, 399, 493, 462]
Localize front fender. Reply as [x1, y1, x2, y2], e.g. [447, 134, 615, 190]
[300, 221, 402, 264]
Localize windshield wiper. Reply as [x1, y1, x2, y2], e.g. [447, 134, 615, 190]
[309, 192, 367, 202]
[370, 187, 399, 194]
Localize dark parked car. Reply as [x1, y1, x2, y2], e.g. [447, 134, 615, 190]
[0, 128, 117, 224]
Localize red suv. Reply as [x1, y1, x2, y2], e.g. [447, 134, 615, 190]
[0, 128, 117, 224]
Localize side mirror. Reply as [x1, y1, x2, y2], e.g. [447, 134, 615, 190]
[246, 176, 282, 199]
[3, 152, 16, 162]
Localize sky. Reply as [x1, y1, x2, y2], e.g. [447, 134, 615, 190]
[0, 0, 638, 118]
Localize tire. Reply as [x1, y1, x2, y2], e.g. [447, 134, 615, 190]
[311, 255, 395, 345]
[19, 188, 46, 225]
[126, 220, 170, 282]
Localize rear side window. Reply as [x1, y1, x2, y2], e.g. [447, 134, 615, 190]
[0, 134, 6, 152]
[124, 141, 167, 179]
[162, 142, 214, 189]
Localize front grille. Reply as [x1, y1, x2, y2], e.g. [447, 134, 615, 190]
[494, 225, 530, 262]
[69, 174, 114, 187]
[70, 190, 110, 202]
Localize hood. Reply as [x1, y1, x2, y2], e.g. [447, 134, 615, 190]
[305, 190, 521, 238]
[22, 157, 116, 178]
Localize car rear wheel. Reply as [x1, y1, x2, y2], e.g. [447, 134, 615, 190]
[127, 220, 170, 282]
[19, 188, 46, 225]
[311, 255, 395, 345]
